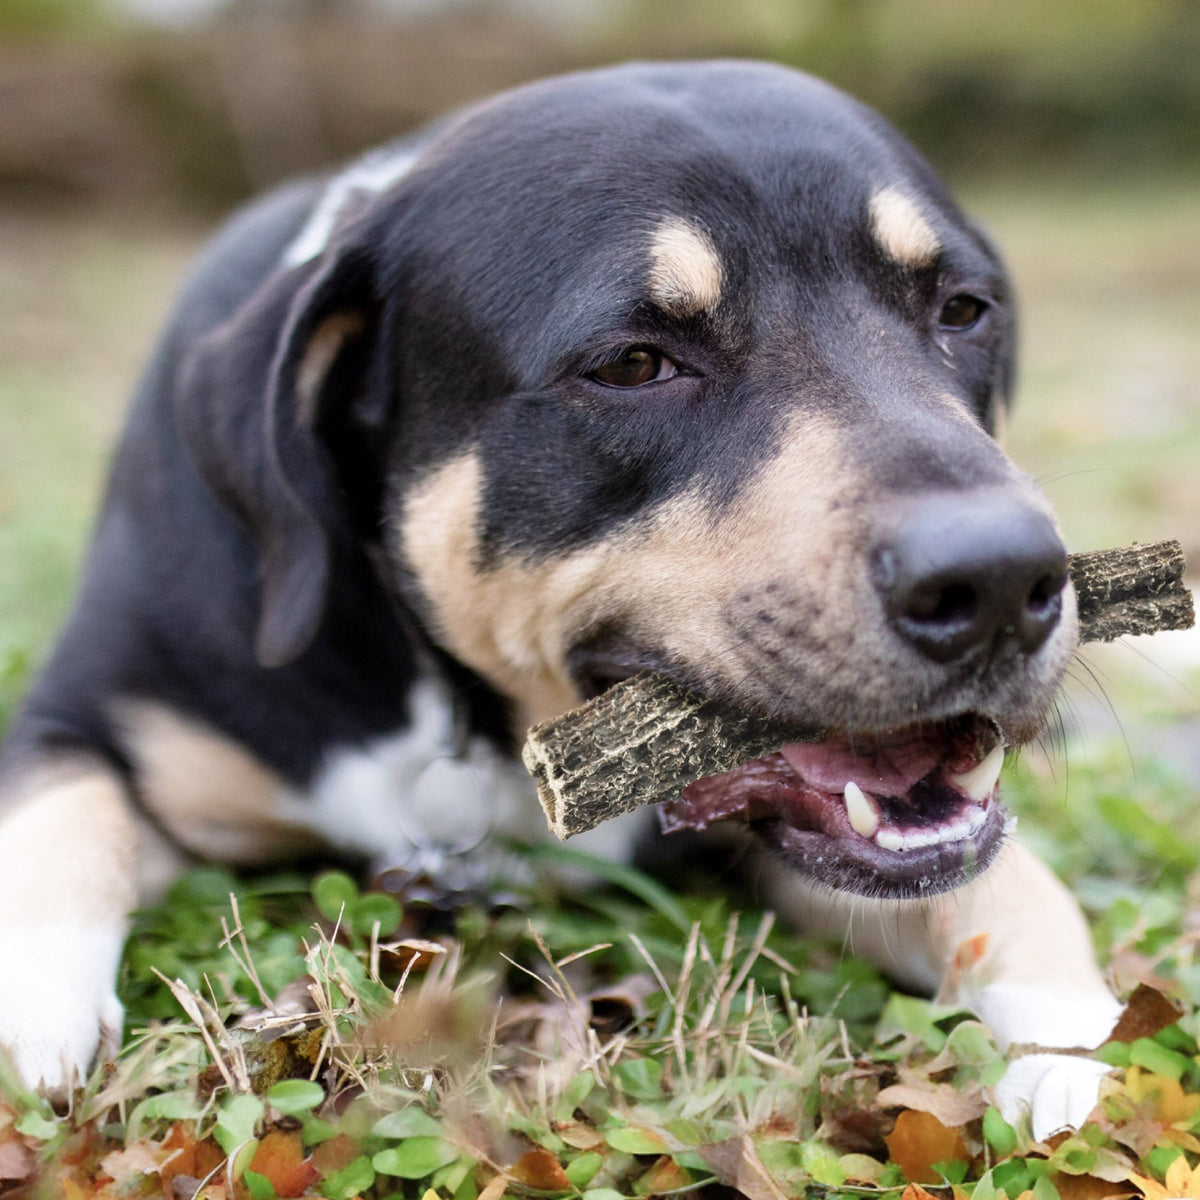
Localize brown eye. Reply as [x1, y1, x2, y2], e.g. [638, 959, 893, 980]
[590, 348, 677, 388]
[939, 294, 988, 330]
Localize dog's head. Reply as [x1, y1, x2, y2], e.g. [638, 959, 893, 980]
[182, 61, 1075, 898]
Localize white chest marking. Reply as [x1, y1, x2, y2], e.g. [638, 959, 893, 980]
[283, 144, 421, 267]
[303, 680, 542, 869]
[302, 678, 645, 877]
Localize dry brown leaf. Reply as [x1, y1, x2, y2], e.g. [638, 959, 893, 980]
[699, 1135, 789, 1200]
[1109, 985, 1182, 1045]
[1054, 1172, 1138, 1200]
[901, 1184, 945, 1200]
[99, 1137, 176, 1184]
[509, 1147, 572, 1190]
[477, 1174, 510, 1200]
[636, 1155, 694, 1194]
[556, 1120, 606, 1151]
[877, 1081, 988, 1127]
[884, 1110, 971, 1184]
[310, 1132, 362, 1175]
[247, 1130, 319, 1197]
[0, 1138, 35, 1182]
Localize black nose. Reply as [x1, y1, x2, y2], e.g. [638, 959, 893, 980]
[873, 490, 1068, 665]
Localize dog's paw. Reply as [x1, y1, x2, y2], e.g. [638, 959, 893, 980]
[993, 1053, 1114, 1142]
[0, 924, 126, 1097]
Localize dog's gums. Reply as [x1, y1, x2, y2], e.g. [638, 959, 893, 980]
[660, 714, 1006, 896]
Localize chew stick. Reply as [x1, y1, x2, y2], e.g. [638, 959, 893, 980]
[1071, 539, 1192, 643]
[523, 540, 1194, 838]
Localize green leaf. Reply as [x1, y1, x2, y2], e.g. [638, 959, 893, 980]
[663, 1118, 704, 1147]
[1130, 1036, 1193, 1080]
[1057, 1145, 1097, 1174]
[229, 1139, 261, 1183]
[373, 1137, 461, 1178]
[126, 1090, 203, 1141]
[371, 1108, 445, 1140]
[298, 1116, 340, 1148]
[14, 1110, 60, 1141]
[943, 1020, 1000, 1066]
[214, 1093, 265, 1156]
[1146, 1144, 1185, 1177]
[314, 870, 359, 921]
[604, 1125, 668, 1155]
[583, 1190, 627, 1200]
[1096, 1041, 1131, 1067]
[799, 1140, 844, 1186]
[838, 1153, 886, 1184]
[321, 1155, 376, 1200]
[993, 1159, 1034, 1197]
[972, 1168, 999, 1200]
[350, 892, 402, 938]
[565, 1069, 596, 1110]
[243, 1170, 278, 1200]
[876, 993, 949, 1051]
[565, 1152, 603, 1188]
[983, 1107, 1019, 1157]
[1032, 1175, 1062, 1200]
[267, 1079, 325, 1116]
[612, 1057, 663, 1101]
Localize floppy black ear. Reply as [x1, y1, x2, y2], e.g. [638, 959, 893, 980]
[176, 243, 381, 669]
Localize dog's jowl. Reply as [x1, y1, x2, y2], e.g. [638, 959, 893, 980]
[0, 61, 1121, 1136]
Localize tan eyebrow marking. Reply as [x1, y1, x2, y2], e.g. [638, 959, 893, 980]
[869, 187, 941, 267]
[647, 218, 724, 315]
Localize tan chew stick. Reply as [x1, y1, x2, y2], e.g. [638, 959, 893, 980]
[523, 540, 1194, 839]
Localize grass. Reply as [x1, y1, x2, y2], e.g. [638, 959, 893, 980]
[0, 182, 1197, 1196]
[4, 752, 1200, 1198]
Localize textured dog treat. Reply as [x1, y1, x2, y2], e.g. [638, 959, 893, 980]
[524, 541, 1193, 838]
[1070, 540, 1193, 643]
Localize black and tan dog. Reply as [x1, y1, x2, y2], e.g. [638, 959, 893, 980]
[0, 61, 1120, 1135]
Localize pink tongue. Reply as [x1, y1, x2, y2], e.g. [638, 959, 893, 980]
[780, 729, 945, 797]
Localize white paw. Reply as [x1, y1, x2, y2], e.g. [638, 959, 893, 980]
[993, 1053, 1114, 1142]
[0, 923, 126, 1097]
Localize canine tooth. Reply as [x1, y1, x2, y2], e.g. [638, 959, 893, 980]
[948, 744, 1005, 802]
[843, 781, 880, 837]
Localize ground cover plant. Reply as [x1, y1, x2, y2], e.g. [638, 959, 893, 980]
[0, 187, 1197, 1198]
[2, 730, 1200, 1199]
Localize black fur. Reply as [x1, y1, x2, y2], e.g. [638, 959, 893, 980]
[1, 61, 1061, 865]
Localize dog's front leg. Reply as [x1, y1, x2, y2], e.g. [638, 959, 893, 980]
[763, 839, 1122, 1140]
[0, 765, 147, 1097]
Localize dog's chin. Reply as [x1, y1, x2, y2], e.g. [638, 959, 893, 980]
[659, 712, 1010, 900]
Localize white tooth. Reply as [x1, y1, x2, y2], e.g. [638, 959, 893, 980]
[843, 781, 880, 837]
[875, 829, 906, 852]
[948, 744, 1005, 802]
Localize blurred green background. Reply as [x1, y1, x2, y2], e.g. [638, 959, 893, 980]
[0, 0, 1196, 770]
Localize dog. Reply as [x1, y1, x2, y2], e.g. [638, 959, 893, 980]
[0, 61, 1121, 1137]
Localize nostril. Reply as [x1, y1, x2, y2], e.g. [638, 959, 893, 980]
[906, 581, 977, 627]
[1027, 572, 1064, 615]
[1017, 569, 1066, 651]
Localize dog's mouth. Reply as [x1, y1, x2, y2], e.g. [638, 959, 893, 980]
[659, 712, 1007, 899]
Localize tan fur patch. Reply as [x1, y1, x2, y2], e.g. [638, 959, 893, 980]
[648, 218, 724, 315]
[295, 311, 367, 424]
[397, 422, 850, 728]
[0, 763, 138, 924]
[869, 187, 941, 267]
[114, 702, 324, 864]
